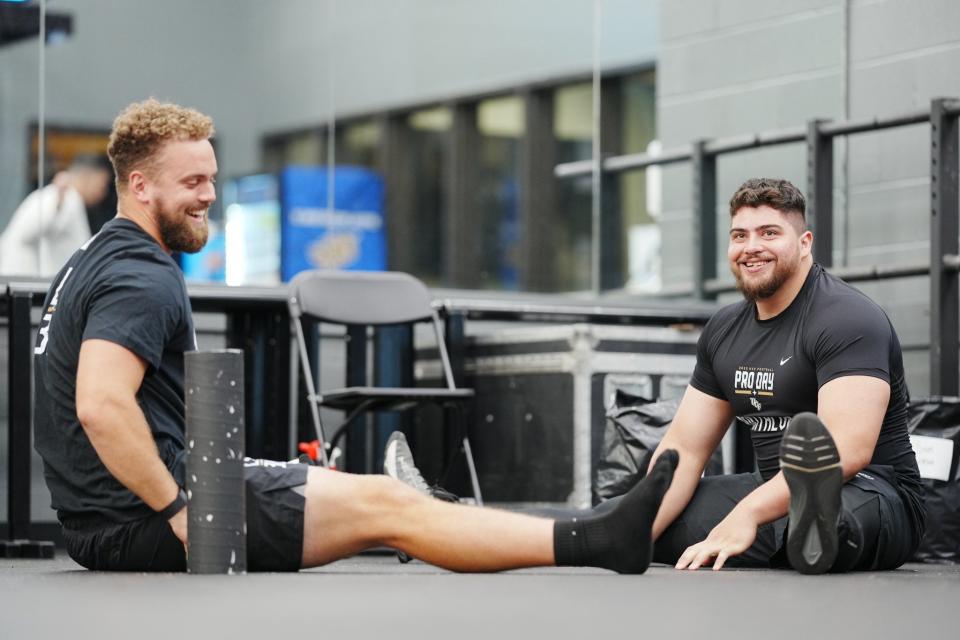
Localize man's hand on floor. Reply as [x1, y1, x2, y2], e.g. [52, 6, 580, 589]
[675, 507, 759, 571]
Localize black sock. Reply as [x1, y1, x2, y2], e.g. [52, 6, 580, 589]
[553, 449, 679, 574]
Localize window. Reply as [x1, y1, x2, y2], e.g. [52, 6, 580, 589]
[617, 70, 658, 293]
[262, 128, 326, 173]
[553, 82, 594, 292]
[337, 119, 381, 168]
[260, 68, 656, 292]
[476, 95, 524, 289]
[401, 106, 450, 285]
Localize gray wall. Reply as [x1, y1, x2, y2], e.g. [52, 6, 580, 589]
[0, 0, 659, 229]
[657, 0, 960, 394]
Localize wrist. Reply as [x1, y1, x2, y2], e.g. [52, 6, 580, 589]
[158, 488, 188, 520]
[729, 500, 763, 526]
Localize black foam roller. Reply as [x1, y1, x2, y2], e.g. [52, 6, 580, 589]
[185, 349, 246, 574]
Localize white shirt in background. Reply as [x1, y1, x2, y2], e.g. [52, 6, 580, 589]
[0, 185, 92, 277]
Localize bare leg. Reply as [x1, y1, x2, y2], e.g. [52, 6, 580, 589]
[301, 450, 678, 573]
[300, 467, 554, 572]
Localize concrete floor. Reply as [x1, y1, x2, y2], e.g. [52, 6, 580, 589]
[1, 553, 957, 640]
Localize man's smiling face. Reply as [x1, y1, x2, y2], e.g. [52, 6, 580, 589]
[727, 204, 810, 301]
[146, 139, 218, 254]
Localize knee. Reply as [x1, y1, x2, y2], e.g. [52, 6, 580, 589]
[353, 474, 424, 515]
[302, 472, 426, 544]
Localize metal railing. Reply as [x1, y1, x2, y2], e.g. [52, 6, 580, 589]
[555, 98, 960, 396]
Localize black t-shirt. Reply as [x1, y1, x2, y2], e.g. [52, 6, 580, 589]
[691, 264, 924, 528]
[34, 218, 195, 524]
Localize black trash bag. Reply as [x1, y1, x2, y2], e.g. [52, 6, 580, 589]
[593, 389, 723, 504]
[907, 396, 960, 564]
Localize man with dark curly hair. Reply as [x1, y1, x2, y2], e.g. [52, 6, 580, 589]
[641, 178, 925, 574]
[33, 98, 679, 573]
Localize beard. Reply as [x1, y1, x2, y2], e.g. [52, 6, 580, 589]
[154, 196, 209, 254]
[731, 251, 800, 301]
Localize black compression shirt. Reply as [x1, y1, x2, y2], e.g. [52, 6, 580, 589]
[33, 218, 195, 524]
[690, 263, 924, 528]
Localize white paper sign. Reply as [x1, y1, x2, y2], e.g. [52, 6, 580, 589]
[909, 435, 954, 482]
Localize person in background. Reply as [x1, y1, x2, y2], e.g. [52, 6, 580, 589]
[0, 154, 112, 277]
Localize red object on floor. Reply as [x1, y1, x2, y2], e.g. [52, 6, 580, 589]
[298, 439, 321, 462]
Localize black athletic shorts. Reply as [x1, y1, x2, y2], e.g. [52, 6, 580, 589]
[61, 460, 309, 572]
[651, 464, 921, 571]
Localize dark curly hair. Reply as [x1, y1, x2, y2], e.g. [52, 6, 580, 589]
[729, 178, 806, 229]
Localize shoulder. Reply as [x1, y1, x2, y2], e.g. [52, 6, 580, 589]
[102, 254, 184, 296]
[801, 269, 895, 355]
[808, 269, 892, 332]
[90, 227, 187, 305]
[698, 299, 750, 356]
[95, 222, 180, 272]
[702, 299, 750, 336]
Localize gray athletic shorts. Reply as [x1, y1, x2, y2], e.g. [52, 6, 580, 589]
[62, 460, 309, 572]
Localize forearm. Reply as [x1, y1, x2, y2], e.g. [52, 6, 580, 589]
[650, 439, 712, 539]
[643, 385, 734, 541]
[651, 455, 702, 539]
[80, 398, 180, 511]
[729, 471, 789, 526]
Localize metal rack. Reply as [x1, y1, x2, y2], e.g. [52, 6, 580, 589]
[556, 98, 960, 396]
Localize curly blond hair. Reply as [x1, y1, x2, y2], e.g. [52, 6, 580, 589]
[107, 98, 214, 189]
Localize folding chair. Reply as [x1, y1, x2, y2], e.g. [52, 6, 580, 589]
[288, 269, 482, 503]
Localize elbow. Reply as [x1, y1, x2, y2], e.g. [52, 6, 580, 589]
[76, 391, 123, 436]
[655, 437, 709, 475]
[75, 396, 104, 434]
[841, 451, 872, 479]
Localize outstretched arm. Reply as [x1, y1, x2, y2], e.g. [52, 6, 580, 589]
[75, 338, 186, 543]
[648, 386, 733, 539]
[675, 374, 888, 570]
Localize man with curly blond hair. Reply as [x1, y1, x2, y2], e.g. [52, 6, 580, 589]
[32, 99, 679, 573]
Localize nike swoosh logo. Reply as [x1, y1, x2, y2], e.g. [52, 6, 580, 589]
[780, 356, 792, 366]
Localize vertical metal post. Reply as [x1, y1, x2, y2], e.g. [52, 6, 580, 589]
[599, 77, 625, 291]
[227, 313, 260, 458]
[379, 114, 417, 272]
[265, 311, 291, 460]
[599, 171, 624, 291]
[7, 290, 32, 539]
[1, 287, 53, 557]
[930, 98, 960, 396]
[226, 311, 290, 461]
[345, 325, 368, 472]
[294, 318, 320, 453]
[807, 119, 834, 268]
[442, 310, 468, 478]
[692, 140, 717, 300]
[520, 88, 557, 291]
[373, 325, 412, 473]
[443, 310, 466, 387]
[445, 102, 482, 288]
